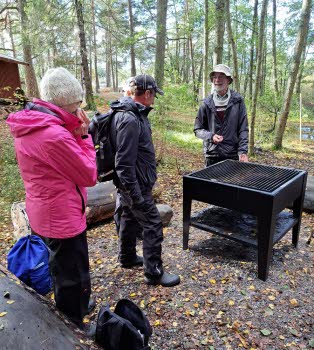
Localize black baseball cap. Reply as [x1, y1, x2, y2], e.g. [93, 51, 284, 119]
[133, 74, 164, 95]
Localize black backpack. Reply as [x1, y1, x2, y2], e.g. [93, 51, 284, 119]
[95, 299, 152, 350]
[88, 109, 117, 182]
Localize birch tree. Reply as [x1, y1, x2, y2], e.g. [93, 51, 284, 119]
[225, 0, 240, 91]
[274, 0, 312, 149]
[249, 0, 269, 155]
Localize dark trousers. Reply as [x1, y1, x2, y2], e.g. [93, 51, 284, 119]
[205, 155, 239, 167]
[40, 231, 91, 328]
[115, 191, 164, 278]
[114, 194, 143, 239]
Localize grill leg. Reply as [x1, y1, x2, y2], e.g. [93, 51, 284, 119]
[183, 197, 192, 250]
[292, 174, 307, 247]
[257, 213, 276, 281]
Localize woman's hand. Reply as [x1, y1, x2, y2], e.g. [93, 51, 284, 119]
[73, 109, 90, 137]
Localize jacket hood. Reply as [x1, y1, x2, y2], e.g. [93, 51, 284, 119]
[6, 99, 82, 138]
[110, 97, 137, 111]
[110, 97, 153, 117]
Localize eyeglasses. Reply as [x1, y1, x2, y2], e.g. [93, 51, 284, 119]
[212, 74, 227, 80]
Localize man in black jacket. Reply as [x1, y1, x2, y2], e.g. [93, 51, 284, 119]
[110, 74, 180, 287]
[194, 64, 249, 166]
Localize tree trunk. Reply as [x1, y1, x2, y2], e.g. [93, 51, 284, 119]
[8, 12, 16, 58]
[248, 0, 258, 101]
[74, 0, 95, 110]
[272, 0, 279, 97]
[261, 40, 267, 95]
[110, 42, 116, 91]
[295, 45, 307, 94]
[89, 35, 93, 85]
[105, 30, 111, 87]
[274, 0, 312, 149]
[91, 0, 100, 93]
[127, 0, 136, 77]
[155, 0, 168, 88]
[202, 0, 209, 98]
[115, 50, 118, 91]
[225, 0, 240, 92]
[213, 0, 225, 66]
[18, 0, 40, 98]
[249, 0, 269, 155]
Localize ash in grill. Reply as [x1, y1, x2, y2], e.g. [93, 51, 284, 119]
[191, 160, 300, 192]
[183, 160, 307, 281]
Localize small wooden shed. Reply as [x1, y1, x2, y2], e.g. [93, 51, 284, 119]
[0, 54, 28, 99]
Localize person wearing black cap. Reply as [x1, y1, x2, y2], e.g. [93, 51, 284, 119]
[109, 74, 180, 287]
[194, 64, 249, 166]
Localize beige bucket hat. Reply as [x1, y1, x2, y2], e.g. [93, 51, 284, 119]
[209, 64, 233, 84]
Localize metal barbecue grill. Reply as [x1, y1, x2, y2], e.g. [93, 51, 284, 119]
[183, 160, 307, 281]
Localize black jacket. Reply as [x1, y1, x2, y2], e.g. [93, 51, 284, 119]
[194, 90, 249, 158]
[110, 97, 157, 204]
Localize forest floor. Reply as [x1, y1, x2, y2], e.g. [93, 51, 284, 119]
[0, 97, 313, 350]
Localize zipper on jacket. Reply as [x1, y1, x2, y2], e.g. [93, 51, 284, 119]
[75, 185, 85, 214]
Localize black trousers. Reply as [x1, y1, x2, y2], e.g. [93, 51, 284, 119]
[39, 231, 91, 328]
[115, 190, 164, 278]
[205, 155, 239, 167]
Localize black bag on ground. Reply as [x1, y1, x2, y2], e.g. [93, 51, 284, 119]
[95, 299, 152, 350]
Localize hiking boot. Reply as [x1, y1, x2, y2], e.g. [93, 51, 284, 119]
[144, 271, 180, 287]
[136, 231, 143, 240]
[80, 322, 96, 338]
[120, 255, 144, 268]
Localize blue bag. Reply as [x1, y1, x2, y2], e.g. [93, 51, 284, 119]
[7, 235, 52, 295]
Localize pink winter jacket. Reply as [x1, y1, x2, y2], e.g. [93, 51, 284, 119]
[6, 99, 97, 239]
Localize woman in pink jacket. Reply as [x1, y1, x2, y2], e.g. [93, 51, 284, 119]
[6, 67, 97, 330]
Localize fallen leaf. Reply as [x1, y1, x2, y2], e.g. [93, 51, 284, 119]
[289, 328, 299, 337]
[229, 300, 235, 306]
[290, 299, 298, 306]
[260, 329, 271, 336]
[0, 312, 7, 317]
[6, 300, 14, 305]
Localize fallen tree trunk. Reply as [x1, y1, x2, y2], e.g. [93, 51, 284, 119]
[86, 181, 117, 225]
[0, 265, 100, 350]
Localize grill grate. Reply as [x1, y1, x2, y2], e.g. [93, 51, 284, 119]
[190, 160, 300, 192]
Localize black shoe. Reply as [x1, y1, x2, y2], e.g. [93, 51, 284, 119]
[136, 231, 143, 240]
[80, 323, 96, 338]
[144, 271, 180, 287]
[120, 255, 144, 268]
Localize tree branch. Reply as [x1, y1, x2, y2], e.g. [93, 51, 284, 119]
[0, 6, 18, 15]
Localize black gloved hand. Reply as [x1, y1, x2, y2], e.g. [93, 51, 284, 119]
[132, 197, 148, 211]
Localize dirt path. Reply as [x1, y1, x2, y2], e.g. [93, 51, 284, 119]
[0, 110, 313, 349]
